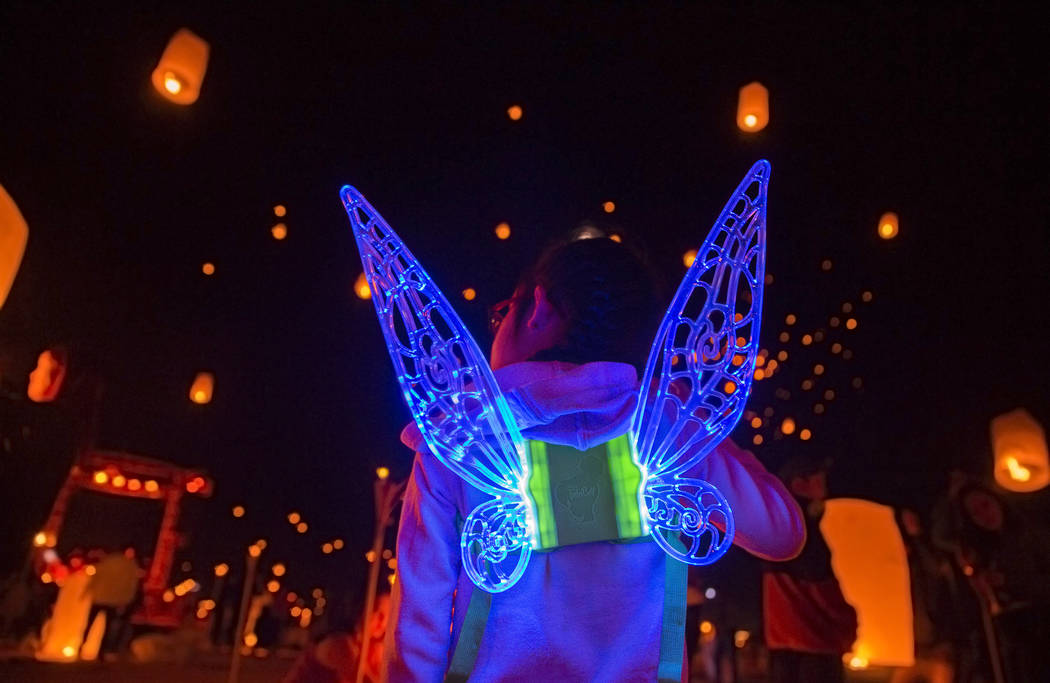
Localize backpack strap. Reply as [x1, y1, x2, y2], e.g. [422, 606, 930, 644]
[444, 587, 491, 683]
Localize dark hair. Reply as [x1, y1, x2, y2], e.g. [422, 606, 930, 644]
[516, 235, 661, 373]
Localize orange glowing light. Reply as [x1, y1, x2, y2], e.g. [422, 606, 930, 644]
[724, 381, 736, 394]
[287, 512, 301, 524]
[33, 531, 47, 547]
[754, 368, 765, 380]
[290, 606, 302, 617]
[333, 538, 344, 550]
[202, 262, 215, 275]
[162, 590, 175, 602]
[462, 288, 476, 301]
[27, 349, 67, 403]
[266, 580, 280, 593]
[609, 234, 622, 243]
[127, 478, 141, 491]
[189, 372, 214, 404]
[271, 223, 288, 240]
[753, 435, 763, 445]
[244, 633, 258, 647]
[878, 212, 899, 240]
[831, 343, 842, 353]
[296, 522, 308, 534]
[824, 389, 835, 400]
[41, 572, 53, 584]
[232, 505, 245, 518]
[778, 332, 789, 343]
[93, 471, 109, 485]
[801, 334, 812, 346]
[846, 318, 858, 330]
[750, 416, 762, 428]
[736, 82, 769, 132]
[322, 543, 333, 554]
[862, 290, 873, 302]
[777, 350, 787, 361]
[145, 480, 159, 492]
[800, 428, 812, 441]
[700, 620, 714, 635]
[814, 364, 825, 375]
[214, 563, 229, 577]
[273, 204, 287, 217]
[354, 272, 371, 300]
[602, 201, 616, 213]
[781, 417, 796, 435]
[152, 29, 209, 105]
[376, 466, 390, 480]
[682, 249, 697, 268]
[785, 314, 796, 325]
[248, 544, 262, 558]
[272, 563, 286, 577]
[507, 105, 523, 121]
[494, 222, 511, 240]
[112, 475, 126, 488]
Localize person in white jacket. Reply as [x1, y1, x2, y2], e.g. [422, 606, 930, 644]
[382, 236, 805, 682]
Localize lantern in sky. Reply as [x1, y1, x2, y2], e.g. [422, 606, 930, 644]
[189, 372, 214, 404]
[0, 183, 28, 310]
[354, 272, 371, 300]
[878, 212, 899, 240]
[821, 498, 914, 669]
[990, 408, 1049, 492]
[736, 82, 769, 133]
[151, 28, 210, 105]
[27, 348, 68, 402]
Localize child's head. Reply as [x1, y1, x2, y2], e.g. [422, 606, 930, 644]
[490, 234, 660, 372]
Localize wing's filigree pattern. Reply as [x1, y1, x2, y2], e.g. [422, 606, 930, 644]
[633, 160, 769, 565]
[645, 478, 735, 565]
[341, 187, 526, 498]
[460, 498, 533, 592]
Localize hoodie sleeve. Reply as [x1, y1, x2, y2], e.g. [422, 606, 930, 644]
[698, 439, 806, 561]
[382, 452, 459, 682]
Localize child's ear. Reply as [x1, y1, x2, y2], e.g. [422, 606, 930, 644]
[526, 285, 560, 330]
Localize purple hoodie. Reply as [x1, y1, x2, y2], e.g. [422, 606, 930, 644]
[383, 361, 805, 682]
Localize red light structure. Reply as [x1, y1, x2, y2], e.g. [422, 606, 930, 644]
[34, 450, 212, 626]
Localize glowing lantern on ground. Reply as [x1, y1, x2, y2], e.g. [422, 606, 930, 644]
[189, 372, 214, 404]
[878, 212, 899, 240]
[151, 29, 209, 105]
[990, 408, 1049, 492]
[736, 82, 769, 133]
[27, 348, 68, 402]
[0, 183, 28, 310]
[821, 498, 913, 668]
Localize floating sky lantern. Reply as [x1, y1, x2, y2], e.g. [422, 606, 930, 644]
[603, 201, 616, 213]
[990, 408, 1049, 492]
[462, 288, 476, 301]
[507, 105, 523, 121]
[821, 498, 914, 669]
[271, 223, 288, 240]
[202, 262, 215, 275]
[878, 212, 899, 240]
[494, 222, 511, 240]
[151, 28, 210, 105]
[736, 82, 769, 133]
[682, 249, 697, 268]
[189, 372, 214, 404]
[27, 348, 68, 402]
[0, 183, 28, 310]
[354, 272, 371, 299]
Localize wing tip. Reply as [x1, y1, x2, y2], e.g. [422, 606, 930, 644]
[750, 159, 772, 179]
[339, 184, 363, 205]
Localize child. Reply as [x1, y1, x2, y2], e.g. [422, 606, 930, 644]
[383, 236, 805, 682]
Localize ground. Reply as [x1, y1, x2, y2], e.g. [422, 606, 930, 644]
[0, 653, 292, 683]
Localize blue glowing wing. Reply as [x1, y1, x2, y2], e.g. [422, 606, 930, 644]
[341, 186, 527, 497]
[633, 160, 769, 565]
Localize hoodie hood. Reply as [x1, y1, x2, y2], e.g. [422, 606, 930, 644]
[400, 360, 639, 453]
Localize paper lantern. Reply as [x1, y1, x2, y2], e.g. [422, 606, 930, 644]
[736, 82, 769, 133]
[990, 408, 1049, 492]
[27, 348, 68, 402]
[151, 28, 210, 105]
[821, 498, 913, 669]
[878, 212, 899, 240]
[0, 183, 28, 310]
[189, 372, 214, 404]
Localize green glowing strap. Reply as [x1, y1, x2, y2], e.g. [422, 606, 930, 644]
[608, 434, 644, 538]
[526, 440, 559, 548]
[444, 587, 493, 683]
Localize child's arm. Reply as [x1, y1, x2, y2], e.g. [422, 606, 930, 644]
[382, 452, 460, 682]
[698, 439, 806, 561]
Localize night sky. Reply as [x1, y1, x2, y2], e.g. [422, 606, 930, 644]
[1, 3, 1047, 606]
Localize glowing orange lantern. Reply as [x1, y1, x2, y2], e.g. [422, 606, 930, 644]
[151, 28, 210, 105]
[821, 498, 914, 668]
[878, 212, 899, 240]
[494, 222, 511, 240]
[27, 348, 68, 402]
[354, 272, 371, 300]
[507, 105, 523, 121]
[189, 372, 214, 404]
[990, 408, 1049, 492]
[0, 183, 28, 310]
[736, 82, 769, 133]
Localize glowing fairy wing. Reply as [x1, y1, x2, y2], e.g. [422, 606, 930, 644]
[632, 160, 769, 479]
[341, 186, 526, 497]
